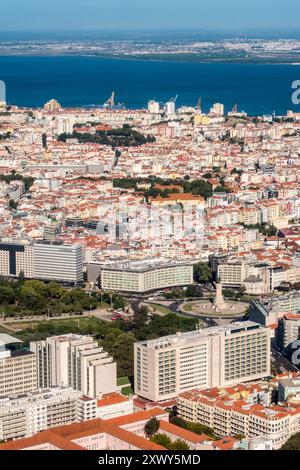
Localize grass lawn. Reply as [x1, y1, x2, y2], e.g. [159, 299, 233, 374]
[147, 303, 172, 315]
[181, 303, 194, 312]
[5, 316, 104, 332]
[121, 385, 133, 396]
[117, 376, 130, 386]
[0, 324, 13, 334]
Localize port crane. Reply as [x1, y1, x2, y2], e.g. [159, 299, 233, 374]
[103, 91, 125, 110]
[104, 91, 115, 109]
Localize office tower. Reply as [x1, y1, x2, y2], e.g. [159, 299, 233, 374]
[165, 100, 176, 116]
[210, 102, 225, 116]
[33, 242, 83, 285]
[134, 322, 270, 402]
[0, 334, 37, 396]
[87, 260, 193, 293]
[0, 242, 34, 278]
[148, 100, 160, 114]
[277, 314, 300, 352]
[30, 334, 117, 399]
[0, 241, 83, 285]
[0, 80, 6, 107]
[44, 98, 62, 111]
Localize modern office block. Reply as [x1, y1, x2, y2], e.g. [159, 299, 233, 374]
[134, 322, 271, 402]
[0, 334, 37, 396]
[88, 259, 193, 293]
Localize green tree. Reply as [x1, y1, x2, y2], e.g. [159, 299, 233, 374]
[169, 439, 190, 450]
[111, 332, 136, 377]
[281, 432, 300, 450]
[8, 199, 18, 209]
[194, 263, 212, 283]
[144, 417, 160, 437]
[185, 285, 202, 298]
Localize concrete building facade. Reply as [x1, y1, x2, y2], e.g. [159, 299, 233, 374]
[30, 334, 117, 399]
[134, 322, 271, 402]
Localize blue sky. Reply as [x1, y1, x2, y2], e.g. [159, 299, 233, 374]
[0, 0, 299, 31]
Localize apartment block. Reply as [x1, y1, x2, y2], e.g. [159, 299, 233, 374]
[134, 322, 271, 402]
[0, 387, 96, 441]
[0, 241, 83, 285]
[277, 314, 300, 352]
[30, 334, 117, 399]
[0, 334, 37, 397]
[88, 259, 193, 293]
[177, 387, 300, 449]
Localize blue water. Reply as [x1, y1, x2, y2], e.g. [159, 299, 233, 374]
[0, 55, 300, 115]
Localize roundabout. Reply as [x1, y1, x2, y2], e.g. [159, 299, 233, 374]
[180, 283, 248, 320]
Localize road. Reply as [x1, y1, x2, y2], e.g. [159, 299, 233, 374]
[271, 347, 299, 373]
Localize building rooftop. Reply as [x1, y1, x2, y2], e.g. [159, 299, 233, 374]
[137, 321, 264, 349]
[0, 334, 22, 348]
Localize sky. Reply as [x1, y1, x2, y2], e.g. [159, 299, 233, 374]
[0, 0, 299, 32]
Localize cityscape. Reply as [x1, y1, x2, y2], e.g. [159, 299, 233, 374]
[0, 80, 300, 454]
[1, 0, 300, 462]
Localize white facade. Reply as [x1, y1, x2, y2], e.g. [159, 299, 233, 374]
[95, 260, 193, 293]
[0, 387, 97, 441]
[30, 334, 117, 399]
[0, 334, 37, 397]
[134, 322, 271, 402]
[0, 241, 83, 285]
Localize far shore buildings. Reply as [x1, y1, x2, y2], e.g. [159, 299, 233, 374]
[134, 322, 270, 402]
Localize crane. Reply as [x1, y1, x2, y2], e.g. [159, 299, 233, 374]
[104, 91, 115, 109]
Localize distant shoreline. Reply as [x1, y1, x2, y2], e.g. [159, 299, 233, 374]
[0, 52, 299, 65]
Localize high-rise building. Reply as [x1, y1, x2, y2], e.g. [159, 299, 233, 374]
[148, 100, 160, 114]
[0, 241, 83, 285]
[30, 334, 117, 399]
[134, 322, 270, 402]
[277, 314, 300, 352]
[44, 99, 62, 112]
[210, 103, 225, 116]
[88, 259, 193, 293]
[33, 242, 83, 285]
[165, 100, 176, 116]
[0, 334, 37, 396]
[0, 80, 6, 107]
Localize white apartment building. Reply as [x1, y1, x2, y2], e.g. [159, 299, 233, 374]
[88, 259, 193, 293]
[177, 389, 300, 449]
[277, 314, 300, 352]
[0, 387, 96, 441]
[0, 334, 37, 397]
[0, 241, 83, 285]
[134, 322, 271, 402]
[30, 334, 117, 399]
[33, 242, 83, 285]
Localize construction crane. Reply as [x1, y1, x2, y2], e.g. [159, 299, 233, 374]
[104, 91, 115, 109]
[196, 97, 202, 111]
[170, 94, 178, 104]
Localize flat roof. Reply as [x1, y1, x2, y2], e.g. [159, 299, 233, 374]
[0, 334, 22, 347]
[137, 321, 265, 349]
